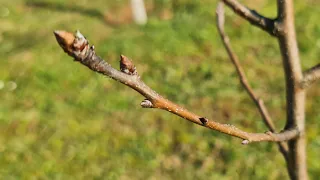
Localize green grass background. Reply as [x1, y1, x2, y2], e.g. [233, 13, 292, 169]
[0, 0, 319, 179]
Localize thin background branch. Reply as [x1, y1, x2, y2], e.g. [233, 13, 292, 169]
[216, 2, 288, 160]
[276, 1, 307, 179]
[221, 0, 278, 36]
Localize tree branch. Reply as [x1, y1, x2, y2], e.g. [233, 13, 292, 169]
[216, 2, 288, 159]
[221, 0, 278, 36]
[54, 30, 299, 144]
[300, 63, 320, 89]
[276, 0, 307, 179]
[216, 3, 275, 132]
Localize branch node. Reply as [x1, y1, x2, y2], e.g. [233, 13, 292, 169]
[241, 139, 250, 145]
[199, 117, 208, 125]
[141, 99, 153, 108]
[120, 55, 138, 75]
[221, 0, 277, 36]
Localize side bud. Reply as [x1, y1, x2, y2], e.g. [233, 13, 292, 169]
[120, 55, 137, 75]
[140, 99, 153, 108]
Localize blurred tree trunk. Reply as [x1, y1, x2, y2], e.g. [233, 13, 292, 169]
[131, 0, 148, 25]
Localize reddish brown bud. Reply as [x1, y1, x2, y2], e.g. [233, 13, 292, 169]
[120, 55, 137, 75]
[53, 30, 75, 55]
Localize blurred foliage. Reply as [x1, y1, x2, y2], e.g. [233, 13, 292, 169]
[0, 0, 319, 179]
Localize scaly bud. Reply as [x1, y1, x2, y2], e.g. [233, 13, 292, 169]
[53, 30, 75, 56]
[73, 30, 88, 52]
[120, 55, 137, 75]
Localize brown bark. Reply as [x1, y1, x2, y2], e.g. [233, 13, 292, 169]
[276, 1, 307, 179]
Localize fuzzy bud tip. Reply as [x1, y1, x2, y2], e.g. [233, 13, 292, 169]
[54, 30, 75, 55]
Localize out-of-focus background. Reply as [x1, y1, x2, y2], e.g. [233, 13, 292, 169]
[0, 0, 319, 179]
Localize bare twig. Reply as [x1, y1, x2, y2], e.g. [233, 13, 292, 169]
[221, 0, 278, 36]
[216, 2, 288, 159]
[216, 3, 275, 132]
[300, 63, 320, 89]
[54, 30, 300, 144]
